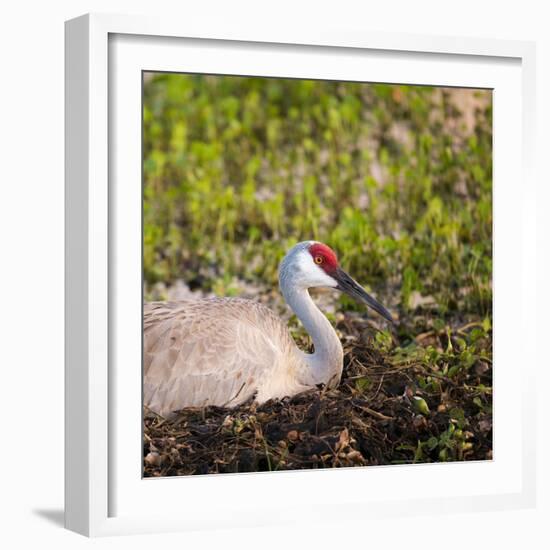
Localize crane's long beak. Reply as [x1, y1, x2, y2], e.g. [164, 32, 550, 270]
[334, 267, 394, 324]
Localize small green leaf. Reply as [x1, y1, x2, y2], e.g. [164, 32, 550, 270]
[412, 396, 430, 416]
[355, 377, 372, 393]
[448, 365, 461, 377]
[426, 436, 439, 451]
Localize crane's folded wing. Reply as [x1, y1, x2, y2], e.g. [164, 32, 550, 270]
[143, 299, 288, 417]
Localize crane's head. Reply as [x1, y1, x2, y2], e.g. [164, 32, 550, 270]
[279, 241, 394, 324]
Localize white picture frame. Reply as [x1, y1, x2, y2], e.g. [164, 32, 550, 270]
[65, 13, 537, 537]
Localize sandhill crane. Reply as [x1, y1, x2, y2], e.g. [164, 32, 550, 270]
[144, 241, 394, 417]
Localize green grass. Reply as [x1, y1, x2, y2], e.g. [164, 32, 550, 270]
[143, 73, 492, 323]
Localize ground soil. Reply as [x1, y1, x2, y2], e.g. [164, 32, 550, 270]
[143, 313, 492, 477]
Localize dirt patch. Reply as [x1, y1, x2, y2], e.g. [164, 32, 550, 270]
[143, 314, 492, 476]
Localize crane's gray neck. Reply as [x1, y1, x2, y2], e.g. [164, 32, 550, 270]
[282, 286, 343, 387]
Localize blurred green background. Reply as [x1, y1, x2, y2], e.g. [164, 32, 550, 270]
[143, 73, 492, 319]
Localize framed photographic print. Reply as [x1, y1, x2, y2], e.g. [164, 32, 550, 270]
[65, 13, 537, 536]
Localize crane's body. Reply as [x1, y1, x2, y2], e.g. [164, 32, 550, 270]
[144, 241, 393, 418]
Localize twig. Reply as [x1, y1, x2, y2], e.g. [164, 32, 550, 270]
[352, 402, 393, 421]
[222, 382, 246, 407]
[373, 374, 385, 400]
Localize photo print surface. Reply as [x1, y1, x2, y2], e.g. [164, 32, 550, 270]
[142, 72, 493, 477]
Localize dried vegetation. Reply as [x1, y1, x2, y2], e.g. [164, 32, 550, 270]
[144, 311, 492, 476]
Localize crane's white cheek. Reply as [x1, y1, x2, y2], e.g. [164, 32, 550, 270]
[311, 268, 338, 288]
[287, 250, 338, 289]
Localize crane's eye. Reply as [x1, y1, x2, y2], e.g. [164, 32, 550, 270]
[314, 256, 323, 265]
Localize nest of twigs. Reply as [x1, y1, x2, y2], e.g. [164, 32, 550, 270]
[143, 314, 493, 476]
